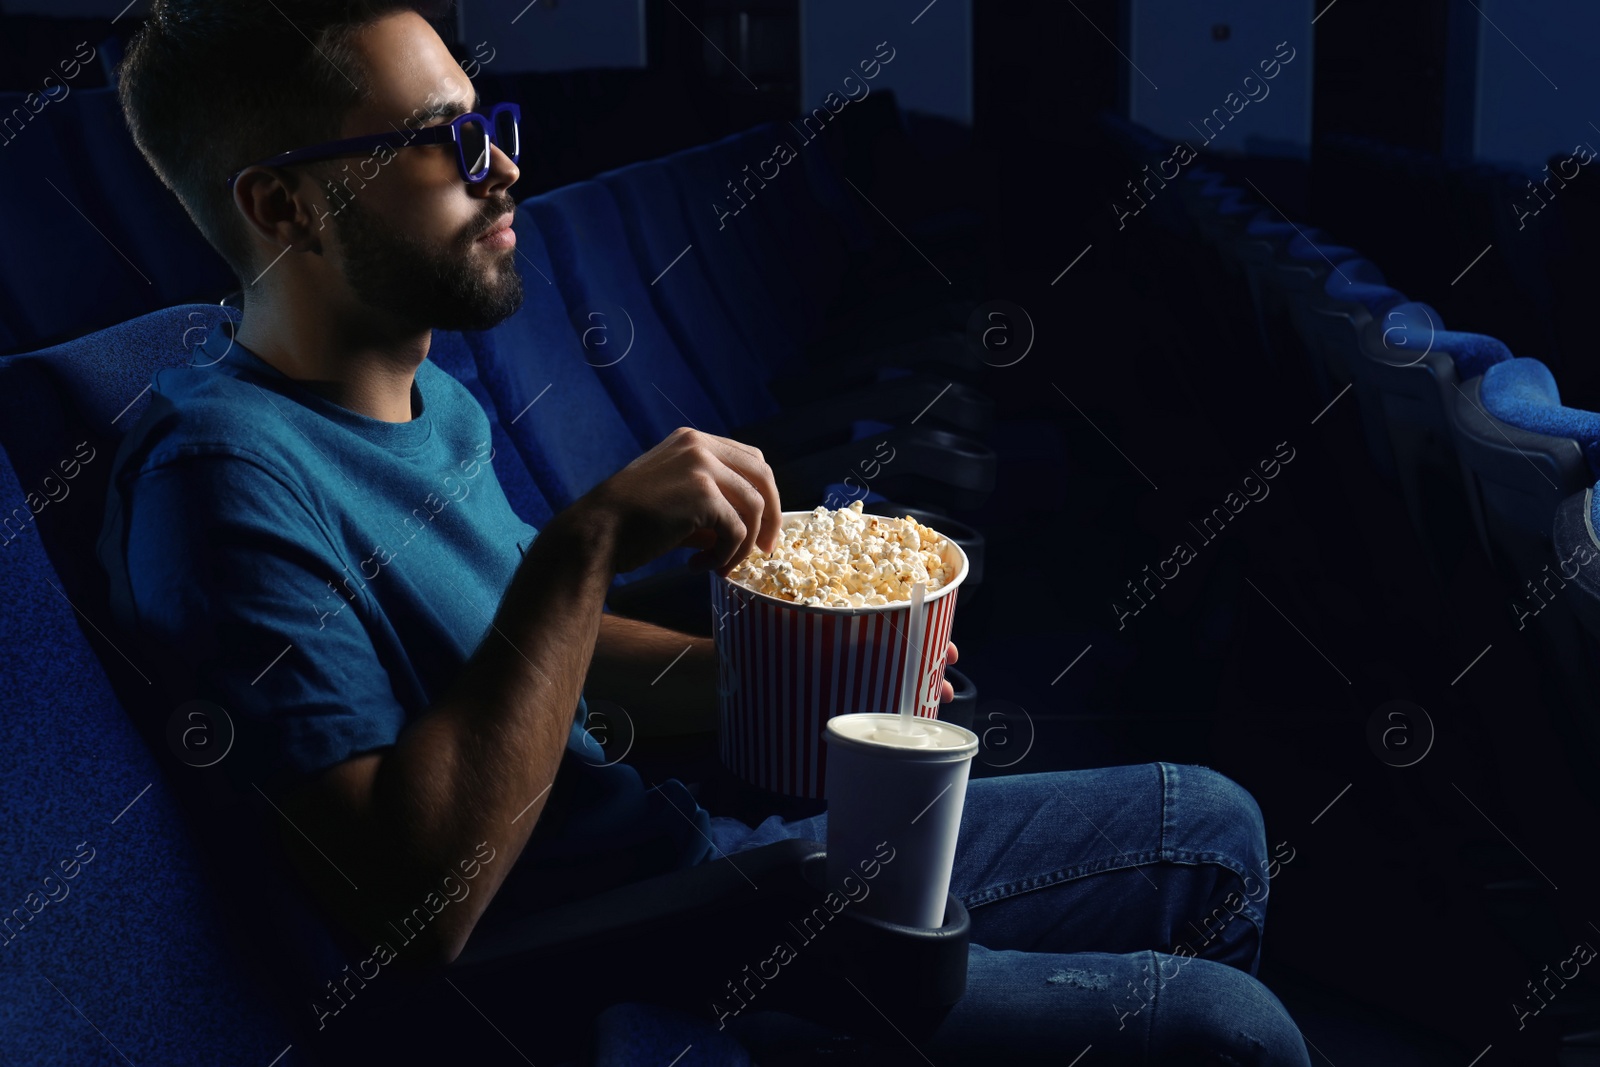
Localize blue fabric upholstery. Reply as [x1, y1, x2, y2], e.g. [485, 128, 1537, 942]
[545, 174, 781, 426]
[598, 160, 783, 397]
[1323, 260, 1403, 313]
[426, 328, 557, 529]
[1480, 358, 1600, 475]
[1246, 211, 1298, 238]
[0, 449, 288, 1065]
[0, 92, 149, 348]
[664, 144, 807, 350]
[600, 156, 792, 372]
[520, 184, 730, 443]
[1287, 233, 1360, 264]
[1214, 190, 1254, 217]
[696, 132, 820, 336]
[1380, 302, 1513, 379]
[48, 88, 234, 306]
[461, 209, 689, 581]
[464, 211, 647, 497]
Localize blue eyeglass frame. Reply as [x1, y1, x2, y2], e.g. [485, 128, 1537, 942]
[224, 101, 521, 189]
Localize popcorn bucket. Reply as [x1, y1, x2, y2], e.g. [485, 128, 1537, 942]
[709, 511, 969, 799]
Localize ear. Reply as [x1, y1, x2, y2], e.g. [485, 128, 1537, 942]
[230, 165, 330, 263]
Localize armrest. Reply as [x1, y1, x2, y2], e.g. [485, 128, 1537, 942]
[736, 377, 994, 461]
[449, 839, 971, 1044]
[453, 839, 824, 972]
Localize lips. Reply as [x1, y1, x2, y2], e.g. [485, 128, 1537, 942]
[476, 213, 514, 241]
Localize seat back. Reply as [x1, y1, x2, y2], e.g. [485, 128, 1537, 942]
[597, 159, 781, 419]
[664, 143, 807, 349]
[0, 90, 149, 349]
[1352, 303, 1510, 573]
[47, 87, 234, 306]
[520, 182, 732, 440]
[1448, 368, 1593, 581]
[0, 444, 290, 1065]
[464, 210, 691, 581]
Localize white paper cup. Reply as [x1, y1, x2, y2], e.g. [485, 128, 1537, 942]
[709, 511, 969, 799]
[823, 713, 979, 928]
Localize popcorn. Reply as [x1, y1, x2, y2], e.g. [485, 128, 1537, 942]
[728, 500, 955, 608]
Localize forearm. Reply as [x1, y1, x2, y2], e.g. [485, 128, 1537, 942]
[329, 510, 617, 962]
[586, 613, 717, 736]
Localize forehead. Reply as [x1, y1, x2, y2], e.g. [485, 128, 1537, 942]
[342, 10, 475, 128]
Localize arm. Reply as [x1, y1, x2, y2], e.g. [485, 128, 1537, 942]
[586, 614, 717, 737]
[278, 429, 781, 967]
[584, 614, 963, 743]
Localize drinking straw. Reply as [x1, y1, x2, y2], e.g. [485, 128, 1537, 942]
[897, 580, 927, 732]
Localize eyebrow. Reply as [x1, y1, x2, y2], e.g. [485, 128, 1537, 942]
[413, 90, 482, 124]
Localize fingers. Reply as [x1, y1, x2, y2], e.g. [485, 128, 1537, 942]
[703, 464, 765, 573]
[947, 641, 959, 665]
[700, 485, 749, 575]
[940, 679, 954, 702]
[698, 434, 782, 554]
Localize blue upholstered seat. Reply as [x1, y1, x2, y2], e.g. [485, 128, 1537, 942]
[535, 176, 780, 427]
[1286, 234, 1360, 264]
[1245, 211, 1299, 239]
[48, 87, 234, 307]
[1322, 262, 1405, 315]
[1480, 358, 1600, 476]
[661, 145, 803, 365]
[0, 92, 150, 350]
[1450, 370, 1597, 582]
[520, 184, 731, 445]
[1374, 302, 1511, 379]
[0, 312, 294, 1063]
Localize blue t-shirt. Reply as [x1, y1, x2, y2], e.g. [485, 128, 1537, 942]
[96, 334, 716, 947]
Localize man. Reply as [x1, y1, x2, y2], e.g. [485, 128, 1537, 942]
[102, 2, 1312, 1063]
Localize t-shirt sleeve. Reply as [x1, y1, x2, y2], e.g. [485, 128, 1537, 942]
[106, 449, 409, 793]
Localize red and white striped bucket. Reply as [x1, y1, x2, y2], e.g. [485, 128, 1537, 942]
[709, 513, 969, 799]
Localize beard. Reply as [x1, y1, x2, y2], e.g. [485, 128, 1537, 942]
[333, 191, 524, 332]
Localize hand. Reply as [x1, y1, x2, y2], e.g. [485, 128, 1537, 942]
[938, 641, 960, 702]
[572, 427, 781, 577]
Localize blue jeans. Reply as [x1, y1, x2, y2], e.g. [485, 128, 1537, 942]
[699, 762, 1313, 1065]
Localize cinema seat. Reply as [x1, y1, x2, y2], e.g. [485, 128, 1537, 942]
[0, 447, 291, 1066]
[510, 194, 995, 512]
[1449, 358, 1600, 580]
[598, 160, 994, 444]
[1353, 302, 1511, 576]
[0, 90, 149, 350]
[46, 87, 233, 307]
[1290, 258, 1404, 418]
[663, 144, 984, 399]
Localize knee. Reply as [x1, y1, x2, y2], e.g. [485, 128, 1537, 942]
[1150, 955, 1312, 1066]
[1165, 764, 1268, 873]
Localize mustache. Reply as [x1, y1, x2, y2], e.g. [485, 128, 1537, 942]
[467, 196, 517, 242]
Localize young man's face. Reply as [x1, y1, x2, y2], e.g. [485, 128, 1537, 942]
[316, 11, 522, 332]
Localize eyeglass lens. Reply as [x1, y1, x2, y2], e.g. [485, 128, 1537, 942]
[460, 117, 491, 178]
[494, 109, 519, 160]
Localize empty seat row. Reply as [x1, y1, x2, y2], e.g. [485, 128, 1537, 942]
[1098, 109, 1600, 810]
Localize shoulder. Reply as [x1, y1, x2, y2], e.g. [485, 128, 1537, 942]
[112, 364, 314, 498]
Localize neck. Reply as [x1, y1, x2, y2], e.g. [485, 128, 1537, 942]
[233, 284, 431, 424]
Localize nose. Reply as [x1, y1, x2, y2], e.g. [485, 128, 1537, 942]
[474, 140, 519, 197]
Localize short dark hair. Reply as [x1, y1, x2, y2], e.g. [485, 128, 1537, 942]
[118, 0, 430, 286]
